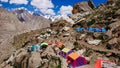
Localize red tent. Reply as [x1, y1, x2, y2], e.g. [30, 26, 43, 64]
[67, 52, 86, 67]
[94, 59, 116, 68]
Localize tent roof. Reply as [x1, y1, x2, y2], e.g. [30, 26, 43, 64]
[68, 52, 80, 60]
[62, 48, 71, 53]
[41, 43, 48, 46]
[57, 42, 63, 47]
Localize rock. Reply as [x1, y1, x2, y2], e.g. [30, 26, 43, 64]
[0, 8, 50, 63]
[87, 39, 101, 45]
[28, 52, 42, 68]
[63, 33, 70, 37]
[106, 53, 112, 56]
[62, 27, 70, 31]
[76, 49, 86, 55]
[14, 51, 28, 68]
[105, 30, 112, 38]
[108, 38, 118, 44]
[79, 34, 86, 40]
[62, 16, 75, 25]
[109, 21, 120, 30]
[72, 0, 95, 14]
[115, 9, 120, 15]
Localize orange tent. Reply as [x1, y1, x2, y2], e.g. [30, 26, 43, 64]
[57, 42, 63, 47]
[67, 52, 86, 67]
[48, 41, 53, 45]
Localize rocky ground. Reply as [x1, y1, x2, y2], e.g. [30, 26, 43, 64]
[0, 0, 120, 68]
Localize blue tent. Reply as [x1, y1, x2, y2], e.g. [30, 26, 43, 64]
[31, 45, 38, 52]
[101, 28, 107, 33]
[88, 28, 94, 32]
[75, 28, 84, 32]
[94, 28, 101, 32]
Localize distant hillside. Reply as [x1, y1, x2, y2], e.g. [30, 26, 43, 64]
[0, 8, 50, 63]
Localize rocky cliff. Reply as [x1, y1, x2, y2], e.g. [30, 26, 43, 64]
[72, 0, 95, 14]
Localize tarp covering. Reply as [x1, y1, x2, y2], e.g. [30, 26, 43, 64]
[94, 28, 101, 32]
[101, 28, 107, 33]
[88, 28, 94, 32]
[75, 28, 84, 32]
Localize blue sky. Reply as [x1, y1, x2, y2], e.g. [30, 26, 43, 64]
[0, 0, 107, 16]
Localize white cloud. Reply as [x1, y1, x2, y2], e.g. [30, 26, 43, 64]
[10, 0, 28, 4]
[40, 9, 55, 15]
[0, 4, 2, 7]
[59, 5, 73, 16]
[31, 0, 55, 15]
[0, 0, 8, 2]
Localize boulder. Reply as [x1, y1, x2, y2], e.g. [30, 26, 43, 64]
[72, 0, 95, 14]
[62, 27, 70, 31]
[87, 39, 101, 45]
[28, 52, 42, 68]
[108, 38, 118, 44]
[79, 34, 86, 40]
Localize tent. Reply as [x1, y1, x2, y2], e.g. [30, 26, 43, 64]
[88, 28, 94, 32]
[40, 43, 48, 49]
[31, 45, 38, 52]
[57, 42, 63, 48]
[67, 52, 86, 67]
[94, 28, 101, 32]
[95, 59, 117, 68]
[101, 28, 107, 33]
[48, 41, 53, 45]
[59, 48, 73, 58]
[75, 28, 84, 32]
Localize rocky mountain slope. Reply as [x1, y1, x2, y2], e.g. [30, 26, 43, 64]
[0, 8, 50, 64]
[0, 0, 120, 68]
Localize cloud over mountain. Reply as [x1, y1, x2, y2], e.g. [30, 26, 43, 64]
[59, 5, 73, 16]
[10, 0, 28, 4]
[0, 0, 8, 2]
[31, 0, 55, 15]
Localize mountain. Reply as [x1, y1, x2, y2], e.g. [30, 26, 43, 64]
[0, 0, 120, 68]
[0, 8, 50, 64]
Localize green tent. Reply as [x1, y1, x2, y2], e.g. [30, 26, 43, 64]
[40, 43, 48, 49]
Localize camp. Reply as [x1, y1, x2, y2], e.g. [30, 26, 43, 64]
[67, 52, 87, 67]
[59, 48, 73, 58]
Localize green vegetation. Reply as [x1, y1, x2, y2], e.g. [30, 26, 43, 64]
[87, 19, 96, 26]
[73, 41, 78, 50]
[56, 58, 62, 68]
